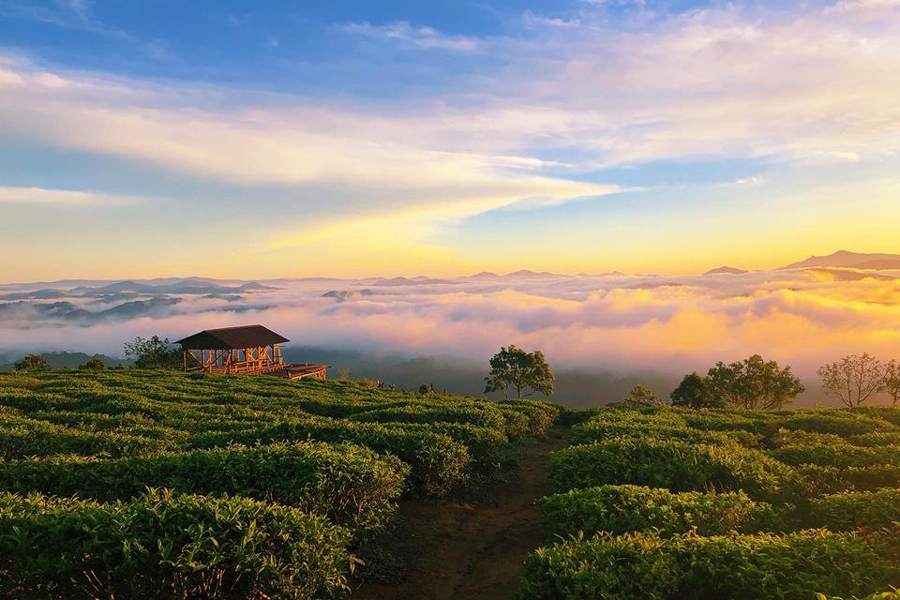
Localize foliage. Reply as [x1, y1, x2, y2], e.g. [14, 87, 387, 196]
[808, 489, 900, 532]
[706, 354, 805, 409]
[0, 489, 351, 600]
[123, 335, 182, 369]
[0, 441, 408, 533]
[819, 354, 886, 407]
[884, 360, 900, 407]
[14, 353, 47, 371]
[625, 384, 666, 406]
[484, 345, 554, 398]
[520, 530, 900, 600]
[670, 372, 722, 408]
[537, 484, 780, 538]
[78, 355, 105, 370]
[549, 437, 800, 502]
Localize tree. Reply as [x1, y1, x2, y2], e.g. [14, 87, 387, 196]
[123, 336, 181, 369]
[706, 354, 804, 410]
[484, 345, 554, 399]
[14, 353, 47, 371]
[885, 360, 900, 407]
[79, 356, 105, 370]
[625, 384, 666, 406]
[818, 353, 885, 407]
[670, 372, 722, 408]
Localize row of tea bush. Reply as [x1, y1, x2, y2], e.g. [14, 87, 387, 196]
[522, 405, 900, 600]
[0, 370, 558, 599]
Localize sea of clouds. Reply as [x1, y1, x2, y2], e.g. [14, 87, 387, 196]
[2, 268, 899, 406]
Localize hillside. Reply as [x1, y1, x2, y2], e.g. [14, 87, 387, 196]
[0, 351, 130, 372]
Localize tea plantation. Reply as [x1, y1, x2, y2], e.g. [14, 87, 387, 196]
[0, 369, 558, 599]
[523, 405, 900, 600]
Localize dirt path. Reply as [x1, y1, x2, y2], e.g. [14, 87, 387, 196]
[351, 425, 568, 600]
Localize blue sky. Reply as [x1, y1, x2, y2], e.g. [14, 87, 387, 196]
[1, 0, 899, 280]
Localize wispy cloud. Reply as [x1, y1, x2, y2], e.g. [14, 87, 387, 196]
[337, 21, 482, 52]
[0, 186, 144, 205]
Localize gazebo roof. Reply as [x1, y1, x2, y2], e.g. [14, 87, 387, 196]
[175, 325, 289, 350]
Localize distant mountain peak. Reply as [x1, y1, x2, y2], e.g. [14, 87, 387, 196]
[703, 266, 748, 276]
[779, 251, 900, 271]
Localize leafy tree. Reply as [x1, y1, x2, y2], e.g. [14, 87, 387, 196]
[484, 345, 554, 399]
[625, 384, 666, 406]
[818, 353, 885, 407]
[885, 360, 900, 407]
[79, 356, 105, 370]
[670, 372, 722, 408]
[418, 383, 436, 395]
[14, 353, 47, 371]
[706, 354, 804, 410]
[123, 336, 181, 370]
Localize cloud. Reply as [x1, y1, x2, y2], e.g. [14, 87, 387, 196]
[3, 269, 899, 387]
[337, 21, 481, 52]
[0, 186, 144, 205]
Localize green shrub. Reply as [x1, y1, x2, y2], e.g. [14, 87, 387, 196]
[809, 489, 900, 531]
[0, 420, 176, 459]
[0, 489, 351, 600]
[537, 484, 781, 538]
[569, 420, 760, 448]
[191, 418, 470, 497]
[550, 438, 799, 502]
[770, 443, 900, 469]
[520, 530, 900, 600]
[798, 465, 900, 495]
[850, 432, 900, 447]
[0, 441, 407, 532]
[770, 412, 895, 438]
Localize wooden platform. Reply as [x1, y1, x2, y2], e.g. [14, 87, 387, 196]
[271, 363, 328, 380]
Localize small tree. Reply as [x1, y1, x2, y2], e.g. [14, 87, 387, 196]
[123, 336, 181, 370]
[818, 353, 885, 407]
[79, 356, 105, 370]
[670, 372, 721, 408]
[14, 353, 47, 371]
[484, 345, 554, 399]
[885, 360, 900, 407]
[706, 354, 804, 410]
[625, 384, 666, 406]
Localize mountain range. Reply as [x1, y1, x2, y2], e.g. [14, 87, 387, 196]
[778, 250, 900, 271]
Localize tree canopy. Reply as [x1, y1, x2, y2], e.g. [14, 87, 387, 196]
[670, 373, 722, 408]
[625, 384, 666, 406]
[123, 336, 181, 370]
[705, 354, 804, 410]
[484, 345, 554, 399]
[14, 353, 47, 371]
[818, 353, 886, 407]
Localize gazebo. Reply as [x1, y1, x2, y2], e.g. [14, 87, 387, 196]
[175, 324, 326, 379]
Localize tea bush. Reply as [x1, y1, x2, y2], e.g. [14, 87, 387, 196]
[550, 437, 799, 502]
[520, 529, 900, 600]
[0, 440, 407, 532]
[0, 489, 352, 600]
[538, 484, 781, 538]
[809, 489, 900, 531]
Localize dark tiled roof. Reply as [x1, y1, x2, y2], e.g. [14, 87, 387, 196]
[175, 325, 289, 349]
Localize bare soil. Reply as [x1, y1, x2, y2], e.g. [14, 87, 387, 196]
[351, 425, 568, 600]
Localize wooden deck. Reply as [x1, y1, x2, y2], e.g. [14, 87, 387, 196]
[271, 363, 328, 380]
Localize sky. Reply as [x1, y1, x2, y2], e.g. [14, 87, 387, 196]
[1, 0, 900, 281]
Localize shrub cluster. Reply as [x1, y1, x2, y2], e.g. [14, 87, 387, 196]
[0, 489, 351, 600]
[521, 529, 900, 600]
[523, 404, 900, 600]
[0, 369, 559, 598]
[538, 484, 781, 538]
